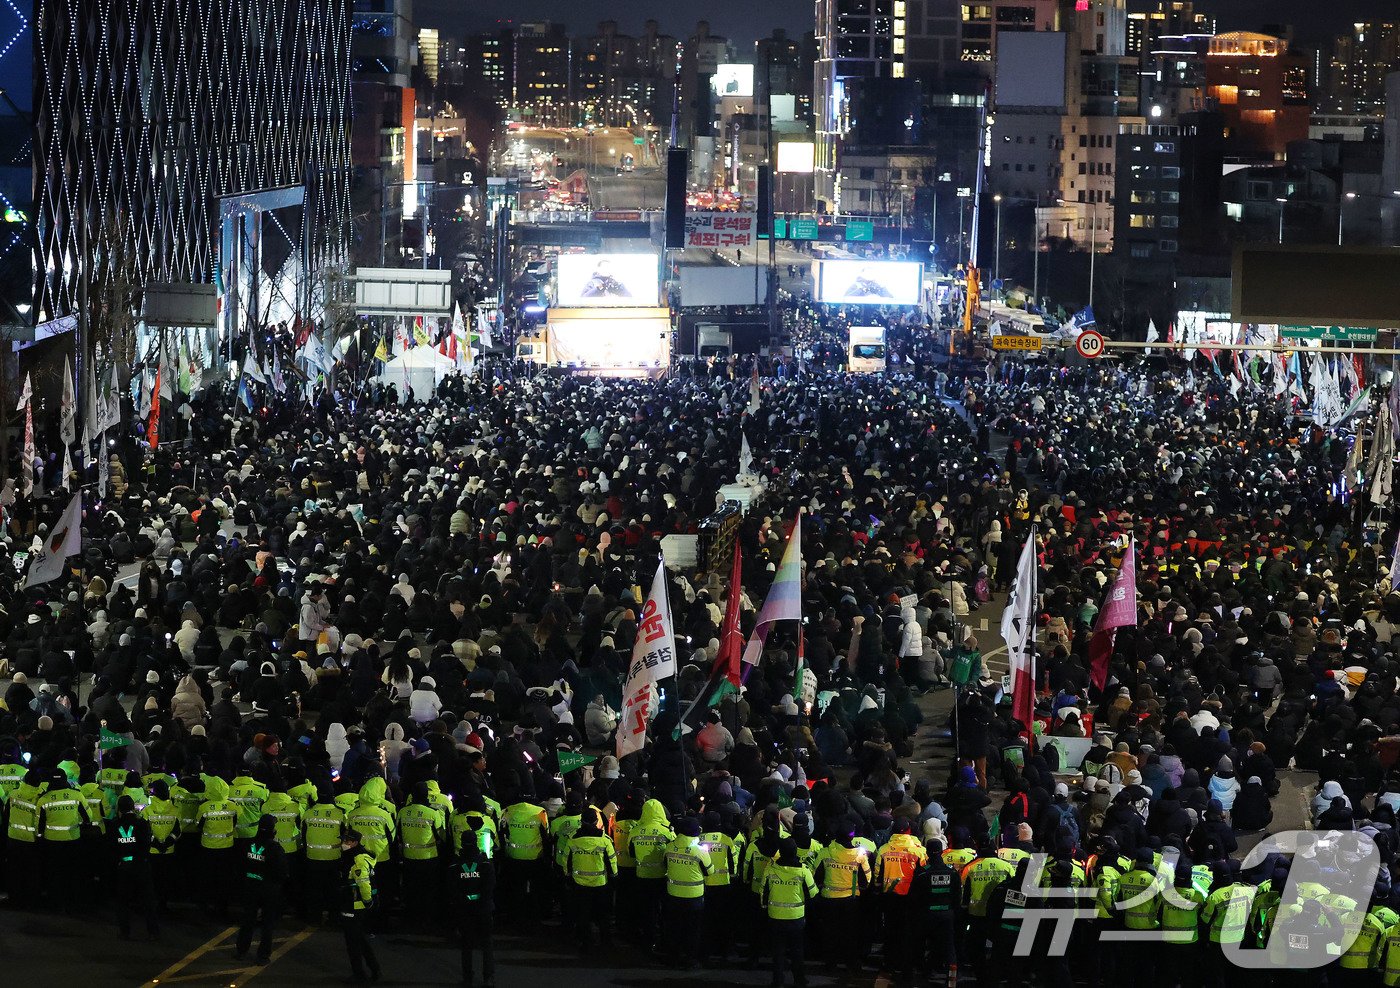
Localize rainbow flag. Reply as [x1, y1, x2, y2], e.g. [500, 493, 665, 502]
[741, 513, 802, 677]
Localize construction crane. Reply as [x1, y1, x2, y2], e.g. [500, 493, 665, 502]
[962, 81, 992, 338]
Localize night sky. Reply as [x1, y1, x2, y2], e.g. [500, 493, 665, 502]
[421, 0, 1396, 48]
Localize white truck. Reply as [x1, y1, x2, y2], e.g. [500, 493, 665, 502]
[847, 326, 887, 373]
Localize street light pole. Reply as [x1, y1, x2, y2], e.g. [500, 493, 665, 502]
[993, 193, 1002, 287]
[1089, 201, 1096, 310]
[1032, 199, 1040, 308]
[1276, 196, 1287, 244]
[1339, 190, 1357, 246]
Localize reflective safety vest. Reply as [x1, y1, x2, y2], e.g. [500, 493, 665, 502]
[6, 782, 44, 842]
[263, 793, 302, 854]
[501, 803, 548, 862]
[942, 846, 977, 871]
[818, 843, 872, 899]
[550, 814, 582, 870]
[37, 788, 88, 841]
[398, 803, 445, 861]
[228, 778, 271, 839]
[0, 762, 26, 802]
[115, 823, 142, 864]
[613, 818, 639, 869]
[1160, 883, 1205, 943]
[79, 783, 108, 834]
[142, 798, 180, 854]
[171, 783, 205, 835]
[1204, 883, 1256, 945]
[1382, 923, 1400, 987]
[961, 856, 1015, 918]
[663, 836, 713, 899]
[1341, 907, 1398, 970]
[345, 803, 396, 864]
[1116, 868, 1162, 930]
[344, 853, 376, 912]
[629, 822, 675, 880]
[303, 804, 346, 862]
[876, 835, 928, 895]
[699, 832, 741, 888]
[745, 842, 777, 894]
[794, 839, 823, 875]
[997, 847, 1031, 866]
[196, 799, 238, 850]
[762, 863, 817, 920]
[566, 834, 617, 888]
[97, 767, 129, 804]
[287, 781, 317, 812]
[450, 811, 498, 858]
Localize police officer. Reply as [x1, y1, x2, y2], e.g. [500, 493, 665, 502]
[960, 842, 1015, 974]
[109, 794, 159, 939]
[454, 817, 497, 988]
[1116, 846, 1164, 982]
[813, 826, 872, 973]
[237, 815, 288, 964]
[5, 767, 45, 900]
[1339, 888, 1399, 986]
[195, 775, 239, 917]
[37, 766, 93, 910]
[907, 837, 960, 985]
[662, 816, 712, 969]
[627, 797, 675, 950]
[398, 782, 447, 925]
[761, 837, 818, 988]
[500, 795, 548, 921]
[875, 818, 928, 973]
[566, 807, 618, 951]
[698, 810, 744, 965]
[302, 784, 345, 922]
[338, 829, 381, 984]
[1160, 861, 1205, 988]
[984, 857, 1033, 988]
[141, 779, 180, 908]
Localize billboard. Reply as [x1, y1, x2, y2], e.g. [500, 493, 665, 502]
[770, 94, 796, 121]
[1233, 245, 1400, 328]
[712, 64, 754, 98]
[684, 211, 757, 249]
[776, 141, 815, 174]
[817, 261, 924, 306]
[678, 266, 768, 307]
[995, 32, 1067, 108]
[547, 309, 670, 369]
[556, 253, 660, 307]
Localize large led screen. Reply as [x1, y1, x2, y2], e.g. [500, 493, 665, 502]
[549, 316, 669, 368]
[556, 253, 660, 307]
[712, 64, 755, 98]
[817, 261, 924, 306]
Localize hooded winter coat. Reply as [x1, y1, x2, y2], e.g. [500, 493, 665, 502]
[381, 722, 411, 779]
[898, 606, 923, 658]
[170, 673, 207, 730]
[326, 722, 350, 770]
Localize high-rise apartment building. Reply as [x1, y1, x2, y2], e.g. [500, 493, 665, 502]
[1327, 23, 1399, 114]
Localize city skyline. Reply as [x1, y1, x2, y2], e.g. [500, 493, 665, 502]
[423, 0, 1398, 49]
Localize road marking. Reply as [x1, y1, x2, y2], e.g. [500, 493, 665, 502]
[141, 927, 236, 987]
[233, 927, 315, 987]
[156, 968, 251, 984]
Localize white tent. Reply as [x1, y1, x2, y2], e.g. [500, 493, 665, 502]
[374, 347, 458, 403]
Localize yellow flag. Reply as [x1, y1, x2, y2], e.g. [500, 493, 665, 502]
[413, 317, 429, 346]
[374, 338, 388, 361]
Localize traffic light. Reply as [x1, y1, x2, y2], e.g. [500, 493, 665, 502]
[963, 267, 980, 335]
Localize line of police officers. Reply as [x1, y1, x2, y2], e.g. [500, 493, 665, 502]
[6, 756, 1400, 987]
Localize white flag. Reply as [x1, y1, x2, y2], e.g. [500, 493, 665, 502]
[15, 371, 31, 411]
[25, 491, 82, 588]
[243, 354, 268, 384]
[747, 368, 761, 415]
[100, 366, 123, 433]
[1145, 319, 1159, 355]
[98, 430, 108, 498]
[60, 445, 73, 491]
[1000, 529, 1038, 697]
[738, 432, 753, 479]
[617, 562, 677, 759]
[59, 356, 76, 447]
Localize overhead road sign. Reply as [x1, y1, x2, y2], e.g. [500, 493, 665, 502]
[1279, 325, 1378, 342]
[844, 221, 874, 242]
[992, 335, 1043, 352]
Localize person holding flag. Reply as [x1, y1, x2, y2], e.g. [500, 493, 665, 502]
[1088, 537, 1137, 694]
[617, 562, 680, 762]
[1000, 527, 1039, 754]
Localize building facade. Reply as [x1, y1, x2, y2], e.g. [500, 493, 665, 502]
[1204, 31, 1310, 160]
[34, 0, 353, 326]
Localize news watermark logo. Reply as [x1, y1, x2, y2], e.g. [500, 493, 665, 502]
[1005, 830, 1380, 968]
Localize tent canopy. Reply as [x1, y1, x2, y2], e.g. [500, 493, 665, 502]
[374, 347, 458, 402]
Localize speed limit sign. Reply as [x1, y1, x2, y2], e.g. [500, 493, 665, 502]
[1075, 330, 1105, 359]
